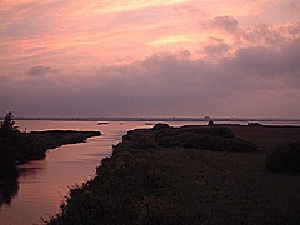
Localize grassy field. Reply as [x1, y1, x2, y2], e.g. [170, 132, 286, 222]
[47, 124, 300, 225]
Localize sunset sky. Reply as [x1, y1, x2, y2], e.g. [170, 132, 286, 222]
[1, 0, 299, 118]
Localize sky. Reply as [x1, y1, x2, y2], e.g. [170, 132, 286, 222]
[0, 0, 299, 118]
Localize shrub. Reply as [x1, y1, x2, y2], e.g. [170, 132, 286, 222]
[266, 141, 300, 174]
[153, 123, 171, 130]
[153, 127, 258, 152]
[218, 138, 260, 153]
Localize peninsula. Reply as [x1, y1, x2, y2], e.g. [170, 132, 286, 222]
[0, 128, 101, 179]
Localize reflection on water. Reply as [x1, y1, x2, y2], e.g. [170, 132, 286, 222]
[0, 177, 19, 207]
[0, 162, 43, 208]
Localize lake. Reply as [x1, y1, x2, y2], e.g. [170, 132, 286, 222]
[1, 119, 299, 225]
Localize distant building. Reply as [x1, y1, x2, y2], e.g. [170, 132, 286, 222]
[204, 115, 210, 120]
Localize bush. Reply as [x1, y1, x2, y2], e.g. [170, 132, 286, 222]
[153, 123, 171, 130]
[266, 141, 300, 174]
[217, 138, 260, 153]
[154, 127, 258, 153]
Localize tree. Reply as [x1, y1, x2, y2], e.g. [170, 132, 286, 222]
[0, 111, 16, 130]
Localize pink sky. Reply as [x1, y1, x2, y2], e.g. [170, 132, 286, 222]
[0, 0, 299, 118]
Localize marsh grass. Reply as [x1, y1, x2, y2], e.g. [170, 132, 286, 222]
[47, 125, 300, 224]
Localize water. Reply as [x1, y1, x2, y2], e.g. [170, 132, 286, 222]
[1, 119, 300, 225]
[0, 120, 155, 225]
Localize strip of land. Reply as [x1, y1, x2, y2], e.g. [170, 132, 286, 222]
[0, 130, 101, 179]
[45, 124, 300, 225]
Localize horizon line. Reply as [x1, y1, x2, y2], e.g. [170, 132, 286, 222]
[9, 116, 300, 122]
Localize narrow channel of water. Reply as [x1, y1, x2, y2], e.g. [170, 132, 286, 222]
[0, 120, 152, 225]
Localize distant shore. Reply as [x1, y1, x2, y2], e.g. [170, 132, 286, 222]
[7, 117, 300, 122]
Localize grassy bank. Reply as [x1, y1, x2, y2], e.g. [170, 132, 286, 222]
[46, 124, 300, 224]
[0, 129, 101, 179]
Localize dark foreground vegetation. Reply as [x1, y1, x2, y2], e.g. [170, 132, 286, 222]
[266, 141, 300, 174]
[46, 124, 300, 225]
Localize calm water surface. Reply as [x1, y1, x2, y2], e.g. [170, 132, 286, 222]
[0, 120, 158, 225]
[1, 119, 299, 225]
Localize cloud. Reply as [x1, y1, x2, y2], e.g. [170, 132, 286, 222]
[287, 1, 300, 15]
[222, 37, 300, 77]
[179, 49, 191, 60]
[213, 16, 239, 34]
[204, 44, 229, 55]
[241, 24, 287, 46]
[288, 21, 300, 35]
[25, 65, 55, 76]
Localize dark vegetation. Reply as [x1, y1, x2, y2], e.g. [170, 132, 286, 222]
[228, 125, 300, 175]
[45, 124, 300, 224]
[121, 125, 259, 153]
[266, 141, 300, 174]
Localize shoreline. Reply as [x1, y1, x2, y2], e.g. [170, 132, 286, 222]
[0, 130, 101, 179]
[17, 130, 101, 164]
